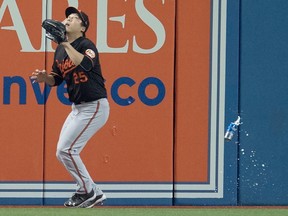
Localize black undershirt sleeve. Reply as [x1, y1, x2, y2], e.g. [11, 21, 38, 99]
[51, 72, 64, 86]
[80, 55, 94, 71]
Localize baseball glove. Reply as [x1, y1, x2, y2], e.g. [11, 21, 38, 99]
[42, 19, 67, 44]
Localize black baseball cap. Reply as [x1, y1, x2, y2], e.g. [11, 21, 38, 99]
[65, 7, 90, 34]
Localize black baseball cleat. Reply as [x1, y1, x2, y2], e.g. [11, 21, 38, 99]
[80, 193, 107, 208]
[64, 190, 96, 208]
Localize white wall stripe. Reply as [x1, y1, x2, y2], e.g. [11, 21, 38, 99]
[43, 192, 172, 199]
[105, 193, 172, 199]
[0, 184, 43, 190]
[175, 192, 224, 199]
[175, 184, 216, 191]
[209, 0, 220, 194]
[0, 191, 172, 199]
[217, 0, 227, 198]
[0, 183, 172, 191]
[45, 183, 173, 191]
[0, 192, 43, 198]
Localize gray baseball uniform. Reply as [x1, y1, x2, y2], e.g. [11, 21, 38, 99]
[51, 36, 109, 195]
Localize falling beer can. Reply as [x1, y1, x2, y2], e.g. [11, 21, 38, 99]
[224, 116, 241, 141]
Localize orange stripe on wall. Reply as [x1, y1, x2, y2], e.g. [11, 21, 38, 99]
[174, 0, 211, 182]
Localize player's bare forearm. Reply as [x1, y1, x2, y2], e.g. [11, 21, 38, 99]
[43, 74, 55, 86]
[62, 42, 84, 66]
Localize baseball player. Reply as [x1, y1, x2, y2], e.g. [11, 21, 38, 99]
[31, 7, 109, 208]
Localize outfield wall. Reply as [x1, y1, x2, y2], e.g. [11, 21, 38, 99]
[0, 0, 287, 206]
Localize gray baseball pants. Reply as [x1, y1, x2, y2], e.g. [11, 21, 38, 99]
[56, 98, 109, 194]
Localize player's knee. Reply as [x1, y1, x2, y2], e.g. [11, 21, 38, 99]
[56, 149, 62, 161]
[56, 148, 67, 161]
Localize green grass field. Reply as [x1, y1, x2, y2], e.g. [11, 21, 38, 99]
[0, 207, 287, 216]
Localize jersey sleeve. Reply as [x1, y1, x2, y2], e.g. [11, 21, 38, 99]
[79, 40, 100, 72]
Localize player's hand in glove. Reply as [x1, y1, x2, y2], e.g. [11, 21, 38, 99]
[42, 19, 67, 44]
